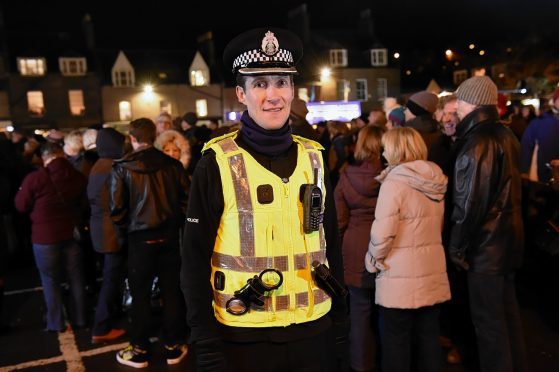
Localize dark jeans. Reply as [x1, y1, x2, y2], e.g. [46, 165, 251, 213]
[222, 323, 337, 372]
[92, 250, 126, 336]
[128, 232, 187, 349]
[33, 240, 86, 331]
[378, 305, 442, 372]
[348, 286, 378, 371]
[468, 272, 526, 372]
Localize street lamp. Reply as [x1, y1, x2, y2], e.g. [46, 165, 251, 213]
[469, 44, 475, 50]
[320, 67, 331, 81]
[143, 84, 154, 93]
[393, 52, 400, 59]
[445, 49, 453, 60]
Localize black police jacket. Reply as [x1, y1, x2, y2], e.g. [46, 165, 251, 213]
[448, 106, 524, 274]
[109, 146, 189, 234]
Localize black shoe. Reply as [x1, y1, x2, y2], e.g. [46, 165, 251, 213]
[164, 344, 188, 365]
[116, 344, 149, 368]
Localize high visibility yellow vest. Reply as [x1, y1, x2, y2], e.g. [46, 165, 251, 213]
[204, 131, 332, 328]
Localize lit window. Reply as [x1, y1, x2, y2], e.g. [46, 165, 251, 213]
[190, 69, 208, 86]
[376, 78, 387, 101]
[356, 79, 368, 101]
[160, 100, 172, 115]
[59, 58, 87, 76]
[119, 101, 132, 121]
[69, 90, 85, 116]
[18, 58, 46, 76]
[196, 99, 208, 117]
[27, 91, 45, 116]
[371, 49, 387, 67]
[298, 88, 309, 102]
[114, 70, 134, 87]
[329, 49, 348, 67]
[336, 79, 350, 101]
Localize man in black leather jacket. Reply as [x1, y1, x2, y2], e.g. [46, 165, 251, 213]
[110, 118, 190, 368]
[449, 76, 526, 372]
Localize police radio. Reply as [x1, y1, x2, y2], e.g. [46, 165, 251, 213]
[302, 168, 322, 234]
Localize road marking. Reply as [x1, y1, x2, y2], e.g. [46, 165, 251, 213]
[0, 335, 128, 371]
[58, 327, 85, 372]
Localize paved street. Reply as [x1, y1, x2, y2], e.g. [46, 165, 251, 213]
[1, 253, 558, 371]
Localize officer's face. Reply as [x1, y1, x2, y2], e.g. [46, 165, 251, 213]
[236, 75, 294, 130]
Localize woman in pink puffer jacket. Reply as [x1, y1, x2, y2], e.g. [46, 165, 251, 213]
[365, 127, 451, 372]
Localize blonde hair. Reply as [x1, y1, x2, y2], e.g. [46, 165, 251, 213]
[354, 125, 383, 162]
[382, 127, 427, 166]
[154, 129, 191, 169]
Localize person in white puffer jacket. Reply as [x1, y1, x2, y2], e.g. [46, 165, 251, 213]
[365, 127, 451, 372]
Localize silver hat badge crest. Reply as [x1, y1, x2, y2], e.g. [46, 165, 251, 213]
[261, 31, 279, 56]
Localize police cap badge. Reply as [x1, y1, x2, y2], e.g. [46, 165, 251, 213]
[223, 27, 303, 76]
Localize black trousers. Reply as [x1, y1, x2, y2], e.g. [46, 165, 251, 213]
[468, 272, 526, 372]
[378, 305, 442, 372]
[128, 231, 187, 349]
[222, 324, 338, 372]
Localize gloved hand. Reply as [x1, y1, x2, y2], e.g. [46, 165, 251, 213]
[195, 337, 227, 372]
[450, 251, 470, 271]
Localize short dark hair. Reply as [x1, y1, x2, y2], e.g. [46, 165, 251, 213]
[40, 141, 64, 158]
[129, 118, 156, 144]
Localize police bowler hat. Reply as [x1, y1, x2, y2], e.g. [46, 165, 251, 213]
[223, 28, 303, 76]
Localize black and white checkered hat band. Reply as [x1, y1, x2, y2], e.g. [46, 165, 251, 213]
[233, 49, 294, 70]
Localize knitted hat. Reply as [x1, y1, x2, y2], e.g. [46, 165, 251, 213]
[407, 91, 438, 116]
[388, 107, 406, 127]
[455, 76, 498, 106]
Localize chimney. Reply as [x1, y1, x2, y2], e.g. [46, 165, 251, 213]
[82, 13, 96, 51]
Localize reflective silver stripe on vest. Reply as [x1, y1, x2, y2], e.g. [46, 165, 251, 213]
[294, 251, 327, 270]
[214, 289, 330, 311]
[212, 252, 289, 272]
[218, 137, 239, 154]
[227, 153, 255, 257]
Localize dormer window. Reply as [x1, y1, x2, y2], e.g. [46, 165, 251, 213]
[111, 51, 135, 87]
[113, 70, 134, 87]
[329, 49, 348, 67]
[371, 49, 387, 67]
[17, 58, 46, 76]
[60, 57, 87, 76]
[190, 70, 208, 86]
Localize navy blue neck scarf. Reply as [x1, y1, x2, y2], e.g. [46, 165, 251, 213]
[240, 111, 293, 156]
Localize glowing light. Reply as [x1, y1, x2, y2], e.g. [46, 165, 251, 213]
[228, 112, 237, 121]
[479, 50, 485, 56]
[469, 44, 475, 50]
[320, 68, 331, 81]
[521, 98, 540, 111]
[499, 73, 505, 78]
[143, 84, 154, 93]
[520, 88, 527, 94]
[506, 100, 512, 106]
[405, 70, 412, 76]
[306, 100, 361, 124]
[445, 49, 453, 57]
[6, 125, 14, 132]
[393, 52, 400, 59]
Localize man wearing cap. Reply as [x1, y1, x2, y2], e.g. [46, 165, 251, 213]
[181, 28, 347, 371]
[404, 91, 446, 166]
[519, 88, 559, 183]
[448, 76, 526, 372]
[289, 97, 318, 141]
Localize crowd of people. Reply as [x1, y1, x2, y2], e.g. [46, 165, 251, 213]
[0, 26, 559, 372]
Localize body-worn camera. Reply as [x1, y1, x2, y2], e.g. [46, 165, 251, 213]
[226, 268, 283, 315]
[312, 261, 348, 298]
[302, 168, 322, 234]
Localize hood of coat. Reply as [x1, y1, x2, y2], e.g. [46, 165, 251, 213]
[376, 160, 447, 201]
[343, 159, 383, 198]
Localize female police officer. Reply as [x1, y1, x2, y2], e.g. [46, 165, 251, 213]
[181, 28, 348, 371]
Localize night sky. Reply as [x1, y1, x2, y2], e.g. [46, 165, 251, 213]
[3, 0, 559, 89]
